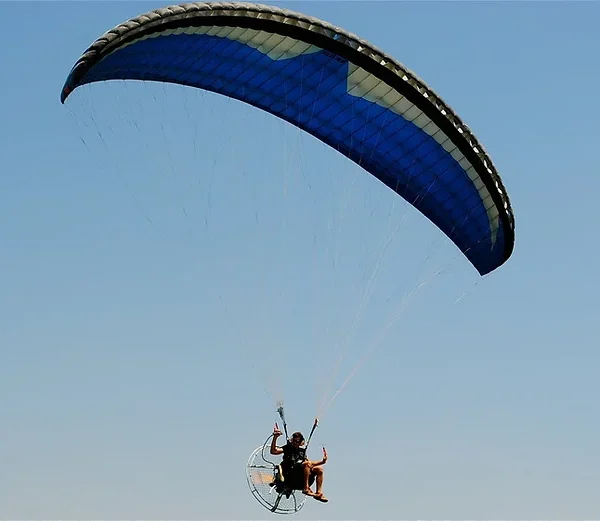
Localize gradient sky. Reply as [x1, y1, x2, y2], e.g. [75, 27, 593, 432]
[1, 1, 599, 519]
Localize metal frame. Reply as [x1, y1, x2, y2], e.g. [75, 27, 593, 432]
[245, 435, 307, 515]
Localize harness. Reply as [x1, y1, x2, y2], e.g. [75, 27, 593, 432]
[281, 442, 307, 469]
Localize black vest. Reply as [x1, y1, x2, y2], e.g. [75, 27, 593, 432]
[281, 442, 307, 468]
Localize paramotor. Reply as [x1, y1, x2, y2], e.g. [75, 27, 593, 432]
[245, 434, 307, 514]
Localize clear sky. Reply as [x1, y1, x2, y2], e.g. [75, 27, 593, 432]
[1, 1, 599, 519]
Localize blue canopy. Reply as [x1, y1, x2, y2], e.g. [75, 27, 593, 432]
[61, 2, 515, 275]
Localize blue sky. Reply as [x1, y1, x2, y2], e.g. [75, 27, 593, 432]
[1, 0, 599, 519]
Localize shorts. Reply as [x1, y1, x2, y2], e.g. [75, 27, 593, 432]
[282, 464, 315, 490]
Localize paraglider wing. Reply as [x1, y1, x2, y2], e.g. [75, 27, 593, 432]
[61, 2, 515, 275]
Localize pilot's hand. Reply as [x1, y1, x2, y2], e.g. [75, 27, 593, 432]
[322, 447, 328, 462]
[273, 424, 282, 437]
